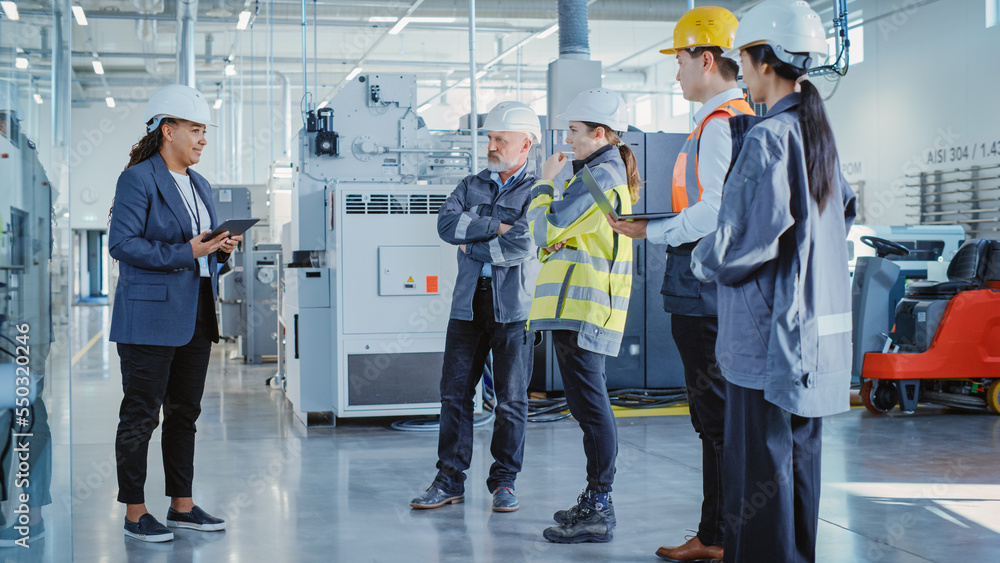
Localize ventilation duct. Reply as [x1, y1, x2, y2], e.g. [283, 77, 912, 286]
[557, 0, 589, 59]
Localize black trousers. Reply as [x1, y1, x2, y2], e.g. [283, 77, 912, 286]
[723, 381, 823, 563]
[671, 314, 726, 548]
[434, 282, 533, 494]
[115, 278, 215, 504]
[552, 330, 617, 492]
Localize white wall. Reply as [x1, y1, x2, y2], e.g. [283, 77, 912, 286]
[823, 0, 1000, 225]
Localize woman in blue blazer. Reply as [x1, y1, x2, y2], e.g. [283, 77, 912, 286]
[108, 85, 241, 543]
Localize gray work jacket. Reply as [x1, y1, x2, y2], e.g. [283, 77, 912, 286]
[691, 93, 857, 418]
[437, 168, 541, 323]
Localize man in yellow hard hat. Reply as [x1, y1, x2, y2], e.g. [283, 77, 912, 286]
[607, 6, 753, 562]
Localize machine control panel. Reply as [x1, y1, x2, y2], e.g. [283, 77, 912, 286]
[377, 245, 441, 296]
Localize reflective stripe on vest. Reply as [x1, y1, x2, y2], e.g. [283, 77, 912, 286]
[671, 97, 755, 212]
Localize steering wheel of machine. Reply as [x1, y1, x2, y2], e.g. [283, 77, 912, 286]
[860, 236, 910, 259]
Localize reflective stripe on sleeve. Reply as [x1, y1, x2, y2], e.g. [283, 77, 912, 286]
[817, 312, 852, 336]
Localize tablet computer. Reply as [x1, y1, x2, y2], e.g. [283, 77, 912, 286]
[202, 218, 259, 242]
[579, 165, 678, 221]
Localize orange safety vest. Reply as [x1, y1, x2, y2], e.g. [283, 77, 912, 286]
[671, 97, 755, 212]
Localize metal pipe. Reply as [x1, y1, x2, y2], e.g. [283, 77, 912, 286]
[177, 0, 199, 87]
[301, 0, 308, 114]
[269, 0, 275, 164]
[52, 1, 71, 148]
[251, 10, 256, 184]
[468, 0, 478, 174]
[277, 72, 292, 159]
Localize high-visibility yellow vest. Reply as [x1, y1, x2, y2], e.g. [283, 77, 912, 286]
[526, 150, 633, 356]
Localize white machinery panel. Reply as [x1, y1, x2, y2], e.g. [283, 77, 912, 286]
[378, 245, 441, 296]
[338, 186, 456, 336]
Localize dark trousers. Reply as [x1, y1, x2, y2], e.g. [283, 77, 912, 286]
[115, 278, 215, 504]
[723, 381, 823, 563]
[671, 314, 726, 547]
[552, 330, 617, 493]
[434, 282, 533, 494]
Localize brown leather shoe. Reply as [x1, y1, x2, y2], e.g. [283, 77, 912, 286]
[655, 535, 723, 562]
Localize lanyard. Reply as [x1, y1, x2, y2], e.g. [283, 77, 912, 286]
[172, 173, 202, 235]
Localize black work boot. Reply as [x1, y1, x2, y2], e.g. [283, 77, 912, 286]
[553, 490, 616, 527]
[543, 490, 615, 543]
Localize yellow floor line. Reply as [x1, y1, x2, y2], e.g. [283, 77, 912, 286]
[612, 404, 690, 418]
[72, 330, 104, 366]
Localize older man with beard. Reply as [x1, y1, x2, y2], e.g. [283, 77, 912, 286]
[410, 101, 542, 513]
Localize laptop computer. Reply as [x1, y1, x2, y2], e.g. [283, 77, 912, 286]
[578, 164, 678, 221]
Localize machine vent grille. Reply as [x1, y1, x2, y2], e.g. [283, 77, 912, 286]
[368, 194, 390, 214]
[345, 194, 366, 214]
[344, 194, 448, 215]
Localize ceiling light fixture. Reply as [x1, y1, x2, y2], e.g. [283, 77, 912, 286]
[15, 56, 28, 69]
[388, 17, 410, 34]
[538, 24, 558, 39]
[225, 63, 236, 76]
[0, 1, 19, 21]
[105, 97, 116, 108]
[92, 60, 104, 75]
[33, 93, 43, 104]
[72, 5, 88, 26]
[236, 10, 251, 30]
[214, 98, 223, 109]
[368, 16, 398, 23]
[345, 67, 362, 81]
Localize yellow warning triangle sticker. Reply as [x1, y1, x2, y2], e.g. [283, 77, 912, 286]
[407, 276, 414, 282]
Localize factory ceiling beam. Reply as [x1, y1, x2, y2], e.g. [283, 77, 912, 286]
[17, 8, 542, 33]
[255, 0, 743, 21]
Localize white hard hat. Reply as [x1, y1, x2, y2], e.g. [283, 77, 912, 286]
[559, 88, 629, 132]
[483, 101, 541, 144]
[724, 0, 828, 70]
[0, 79, 23, 119]
[143, 84, 216, 133]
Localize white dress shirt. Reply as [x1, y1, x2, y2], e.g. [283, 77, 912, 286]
[646, 87, 745, 247]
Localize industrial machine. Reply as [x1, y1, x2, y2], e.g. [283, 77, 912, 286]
[212, 187, 281, 364]
[218, 244, 282, 364]
[531, 130, 688, 392]
[0, 108, 52, 407]
[280, 74, 476, 424]
[853, 235, 1000, 414]
[848, 224, 966, 385]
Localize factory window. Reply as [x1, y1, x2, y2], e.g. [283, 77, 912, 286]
[989, 0, 1000, 27]
[635, 97, 654, 130]
[828, 20, 864, 65]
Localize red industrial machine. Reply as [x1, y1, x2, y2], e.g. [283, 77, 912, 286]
[855, 238, 1000, 414]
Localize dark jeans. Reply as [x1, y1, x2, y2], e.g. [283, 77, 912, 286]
[671, 314, 726, 547]
[723, 381, 823, 563]
[115, 278, 215, 505]
[434, 282, 533, 494]
[552, 330, 617, 493]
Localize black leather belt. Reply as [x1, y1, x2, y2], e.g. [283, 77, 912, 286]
[476, 276, 492, 291]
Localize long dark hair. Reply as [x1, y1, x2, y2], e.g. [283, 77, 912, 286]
[582, 122, 641, 205]
[127, 117, 175, 169]
[109, 117, 177, 224]
[745, 45, 838, 213]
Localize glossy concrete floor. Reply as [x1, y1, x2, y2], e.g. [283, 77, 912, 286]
[62, 306, 1000, 562]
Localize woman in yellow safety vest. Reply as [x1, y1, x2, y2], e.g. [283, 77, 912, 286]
[527, 88, 640, 544]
